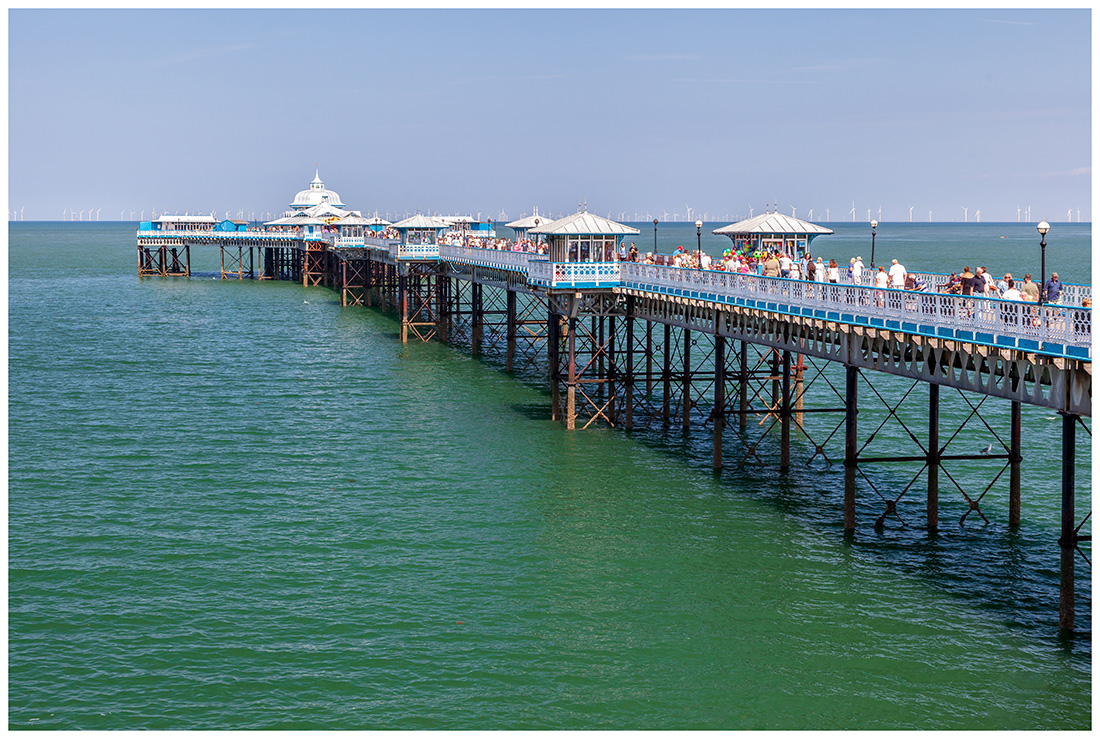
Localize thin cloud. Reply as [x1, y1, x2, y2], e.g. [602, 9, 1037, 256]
[980, 18, 1035, 26]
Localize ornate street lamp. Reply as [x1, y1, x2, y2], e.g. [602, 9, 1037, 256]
[870, 219, 878, 269]
[695, 219, 703, 269]
[1037, 221, 1050, 306]
[653, 218, 659, 255]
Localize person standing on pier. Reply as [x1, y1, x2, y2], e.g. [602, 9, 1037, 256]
[852, 256, 864, 284]
[888, 258, 907, 288]
[1021, 274, 1040, 302]
[1044, 273, 1062, 304]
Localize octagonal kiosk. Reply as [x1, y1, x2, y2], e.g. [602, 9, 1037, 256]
[390, 213, 447, 261]
[505, 207, 551, 246]
[712, 211, 832, 261]
[527, 207, 639, 289]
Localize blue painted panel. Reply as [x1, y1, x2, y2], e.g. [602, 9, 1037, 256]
[1066, 345, 1091, 359]
[994, 335, 1017, 347]
[902, 322, 917, 332]
[827, 311, 840, 321]
[870, 318, 885, 328]
[938, 327, 956, 339]
[975, 332, 994, 344]
[1018, 339, 1040, 351]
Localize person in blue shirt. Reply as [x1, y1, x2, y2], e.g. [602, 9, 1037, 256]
[1045, 273, 1063, 304]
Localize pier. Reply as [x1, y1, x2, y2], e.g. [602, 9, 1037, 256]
[136, 187, 1091, 633]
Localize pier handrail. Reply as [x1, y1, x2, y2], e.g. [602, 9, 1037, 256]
[439, 244, 538, 271]
[136, 229, 302, 240]
[619, 262, 1091, 359]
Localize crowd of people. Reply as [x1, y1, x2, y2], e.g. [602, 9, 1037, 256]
[941, 267, 1066, 304]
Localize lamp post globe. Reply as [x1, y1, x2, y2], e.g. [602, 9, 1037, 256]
[870, 219, 878, 268]
[1037, 221, 1050, 306]
[695, 220, 703, 269]
[653, 218, 659, 255]
[533, 218, 539, 250]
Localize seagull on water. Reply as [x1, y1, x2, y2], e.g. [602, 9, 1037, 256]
[979, 443, 993, 455]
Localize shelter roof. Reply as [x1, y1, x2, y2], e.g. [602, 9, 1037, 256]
[529, 209, 640, 236]
[712, 212, 833, 236]
[392, 213, 448, 229]
[506, 207, 552, 229]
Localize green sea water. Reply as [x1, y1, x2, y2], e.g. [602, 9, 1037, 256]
[8, 222, 1091, 729]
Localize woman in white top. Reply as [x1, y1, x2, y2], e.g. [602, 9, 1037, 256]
[815, 258, 826, 282]
[827, 259, 840, 283]
[874, 267, 889, 289]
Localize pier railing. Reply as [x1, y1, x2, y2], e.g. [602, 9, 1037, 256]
[439, 244, 538, 271]
[388, 242, 440, 260]
[620, 263, 1091, 359]
[136, 229, 301, 241]
[527, 260, 622, 288]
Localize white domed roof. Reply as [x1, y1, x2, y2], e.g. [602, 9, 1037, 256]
[289, 169, 345, 209]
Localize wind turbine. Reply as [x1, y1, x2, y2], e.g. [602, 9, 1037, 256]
[96, 208, 101, 221]
[961, 206, 968, 222]
[1026, 205, 1031, 221]
[1068, 208, 1072, 222]
[748, 205, 754, 218]
[975, 209, 980, 223]
[79, 209, 85, 221]
[825, 208, 830, 221]
[685, 204, 693, 221]
[908, 205, 914, 222]
[866, 208, 871, 221]
[848, 202, 856, 222]
[877, 206, 882, 221]
[790, 205, 797, 219]
[21, 206, 25, 221]
[807, 208, 814, 221]
[1016, 205, 1021, 222]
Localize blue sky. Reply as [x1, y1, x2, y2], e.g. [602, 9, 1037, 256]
[7, 8, 1092, 223]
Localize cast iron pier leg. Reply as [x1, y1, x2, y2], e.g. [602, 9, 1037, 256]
[1060, 412, 1077, 632]
[928, 383, 940, 532]
[844, 365, 859, 532]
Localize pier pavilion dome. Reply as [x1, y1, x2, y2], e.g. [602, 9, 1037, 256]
[290, 169, 345, 210]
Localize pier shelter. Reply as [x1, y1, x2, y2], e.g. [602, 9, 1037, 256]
[529, 207, 639, 263]
[506, 207, 551, 241]
[713, 212, 833, 258]
[391, 213, 448, 258]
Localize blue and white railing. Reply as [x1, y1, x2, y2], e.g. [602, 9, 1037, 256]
[619, 263, 1091, 360]
[439, 244, 538, 271]
[136, 229, 302, 241]
[527, 260, 623, 288]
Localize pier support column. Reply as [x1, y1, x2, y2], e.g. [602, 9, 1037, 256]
[682, 329, 692, 431]
[607, 316, 616, 422]
[624, 298, 635, 431]
[713, 335, 726, 471]
[662, 324, 672, 425]
[927, 383, 940, 532]
[398, 272, 409, 344]
[844, 365, 859, 532]
[566, 317, 578, 430]
[1009, 400, 1022, 527]
[436, 275, 449, 344]
[739, 340, 749, 430]
[505, 289, 517, 371]
[1059, 412, 1077, 632]
[780, 350, 791, 471]
[471, 282, 483, 356]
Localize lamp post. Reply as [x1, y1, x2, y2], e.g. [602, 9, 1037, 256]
[695, 220, 703, 269]
[653, 218, 659, 255]
[1037, 221, 1050, 306]
[532, 218, 539, 252]
[870, 219, 878, 269]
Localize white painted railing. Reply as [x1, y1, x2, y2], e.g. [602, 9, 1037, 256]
[439, 244, 537, 271]
[527, 260, 622, 288]
[136, 229, 301, 240]
[388, 242, 440, 260]
[619, 263, 1090, 358]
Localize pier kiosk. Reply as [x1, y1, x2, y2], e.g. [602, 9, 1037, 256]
[506, 207, 550, 243]
[713, 211, 833, 259]
[529, 208, 640, 430]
